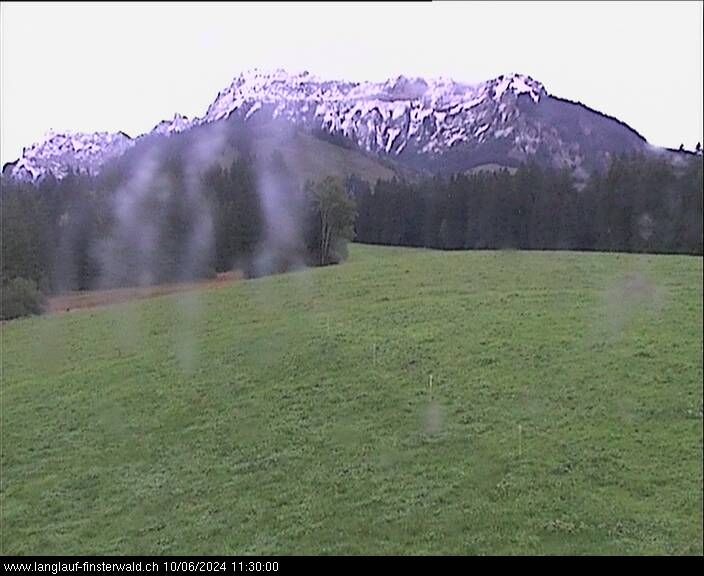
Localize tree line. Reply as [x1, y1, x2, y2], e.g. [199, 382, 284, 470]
[0, 148, 356, 319]
[351, 153, 702, 255]
[1, 147, 702, 320]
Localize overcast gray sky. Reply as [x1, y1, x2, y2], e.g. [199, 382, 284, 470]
[1, 1, 702, 165]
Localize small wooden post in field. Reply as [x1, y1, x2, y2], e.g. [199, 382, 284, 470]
[518, 424, 523, 458]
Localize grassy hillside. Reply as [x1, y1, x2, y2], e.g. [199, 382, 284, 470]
[213, 123, 400, 185]
[1, 245, 702, 555]
[267, 131, 400, 184]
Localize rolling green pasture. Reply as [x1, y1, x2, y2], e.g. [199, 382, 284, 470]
[1, 245, 702, 554]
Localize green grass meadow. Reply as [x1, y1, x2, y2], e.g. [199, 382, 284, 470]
[1, 245, 702, 554]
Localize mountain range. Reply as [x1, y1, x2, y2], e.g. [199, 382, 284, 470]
[2, 69, 673, 182]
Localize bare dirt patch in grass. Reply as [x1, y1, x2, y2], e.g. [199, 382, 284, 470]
[46, 271, 242, 314]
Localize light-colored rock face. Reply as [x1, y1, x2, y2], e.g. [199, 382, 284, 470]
[6, 69, 646, 182]
[150, 113, 193, 136]
[200, 69, 548, 157]
[9, 131, 135, 181]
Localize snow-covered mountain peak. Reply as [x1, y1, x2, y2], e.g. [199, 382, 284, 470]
[489, 73, 546, 103]
[151, 113, 193, 136]
[9, 130, 134, 181]
[203, 70, 547, 120]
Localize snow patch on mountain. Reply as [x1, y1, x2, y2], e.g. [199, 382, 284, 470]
[9, 130, 134, 181]
[151, 113, 193, 136]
